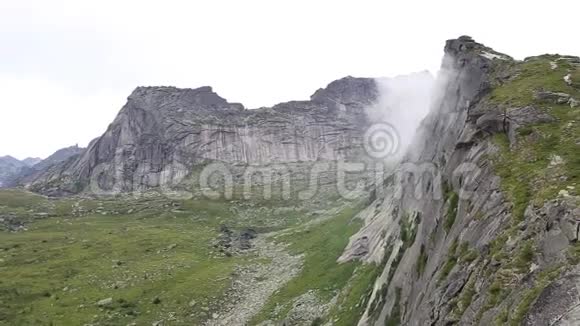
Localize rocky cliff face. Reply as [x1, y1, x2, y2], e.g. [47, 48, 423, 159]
[26, 76, 421, 196]
[340, 36, 580, 325]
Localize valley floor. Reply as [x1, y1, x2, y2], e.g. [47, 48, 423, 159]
[0, 188, 374, 326]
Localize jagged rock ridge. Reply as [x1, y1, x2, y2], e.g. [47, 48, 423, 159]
[340, 36, 580, 325]
[26, 77, 385, 195]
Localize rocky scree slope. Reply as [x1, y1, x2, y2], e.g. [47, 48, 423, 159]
[340, 36, 580, 325]
[27, 77, 384, 196]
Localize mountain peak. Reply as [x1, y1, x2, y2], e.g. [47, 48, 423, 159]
[127, 85, 239, 111]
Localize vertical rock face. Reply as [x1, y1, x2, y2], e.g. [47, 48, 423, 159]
[27, 77, 384, 195]
[343, 36, 580, 325]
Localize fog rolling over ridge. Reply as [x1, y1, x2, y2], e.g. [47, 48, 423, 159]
[368, 72, 435, 159]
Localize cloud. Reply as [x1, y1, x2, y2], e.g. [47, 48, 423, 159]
[0, 76, 125, 159]
[1, 0, 580, 158]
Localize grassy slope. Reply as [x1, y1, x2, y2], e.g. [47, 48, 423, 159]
[475, 56, 580, 323]
[0, 185, 370, 325]
[251, 202, 375, 325]
[0, 193, 250, 325]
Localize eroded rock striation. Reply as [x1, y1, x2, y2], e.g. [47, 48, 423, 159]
[26, 77, 386, 195]
[342, 36, 580, 325]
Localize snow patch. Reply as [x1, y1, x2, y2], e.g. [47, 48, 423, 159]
[550, 61, 558, 70]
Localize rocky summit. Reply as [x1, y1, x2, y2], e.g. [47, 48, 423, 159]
[26, 77, 381, 196]
[1, 36, 579, 326]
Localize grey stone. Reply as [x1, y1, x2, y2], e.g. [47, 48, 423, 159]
[26, 79, 382, 195]
[535, 90, 571, 104]
[97, 297, 113, 307]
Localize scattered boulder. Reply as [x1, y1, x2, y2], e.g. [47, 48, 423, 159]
[535, 91, 571, 104]
[97, 297, 113, 307]
[534, 90, 579, 108]
[215, 225, 257, 254]
[167, 243, 177, 250]
[238, 228, 257, 250]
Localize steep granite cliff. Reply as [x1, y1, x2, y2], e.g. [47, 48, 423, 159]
[27, 77, 382, 195]
[341, 36, 580, 325]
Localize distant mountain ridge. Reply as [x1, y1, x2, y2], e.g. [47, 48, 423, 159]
[22, 157, 42, 166]
[0, 156, 27, 187]
[0, 145, 84, 188]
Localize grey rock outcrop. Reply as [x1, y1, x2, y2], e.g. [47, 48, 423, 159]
[341, 36, 580, 325]
[25, 77, 387, 195]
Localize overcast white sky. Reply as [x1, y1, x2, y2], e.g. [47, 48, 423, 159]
[1, 0, 579, 159]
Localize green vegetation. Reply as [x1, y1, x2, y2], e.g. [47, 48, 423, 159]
[384, 287, 401, 326]
[514, 241, 535, 271]
[567, 241, 580, 264]
[251, 203, 368, 324]
[438, 256, 457, 285]
[448, 272, 477, 320]
[437, 240, 479, 288]
[508, 266, 562, 326]
[476, 233, 537, 323]
[367, 210, 420, 324]
[490, 57, 580, 220]
[329, 264, 381, 326]
[570, 68, 580, 89]
[0, 187, 368, 326]
[492, 133, 536, 221]
[472, 55, 579, 323]
[400, 211, 420, 248]
[416, 245, 428, 277]
[444, 191, 459, 232]
[0, 197, 245, 325]
[437, 239, 459, 285]
[490, 55, 576, 106]
[367, 243, 406, 323]
[458, 241, 478, 264]
[453, 275, 476, 318]
[495, 307, 510, 325]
